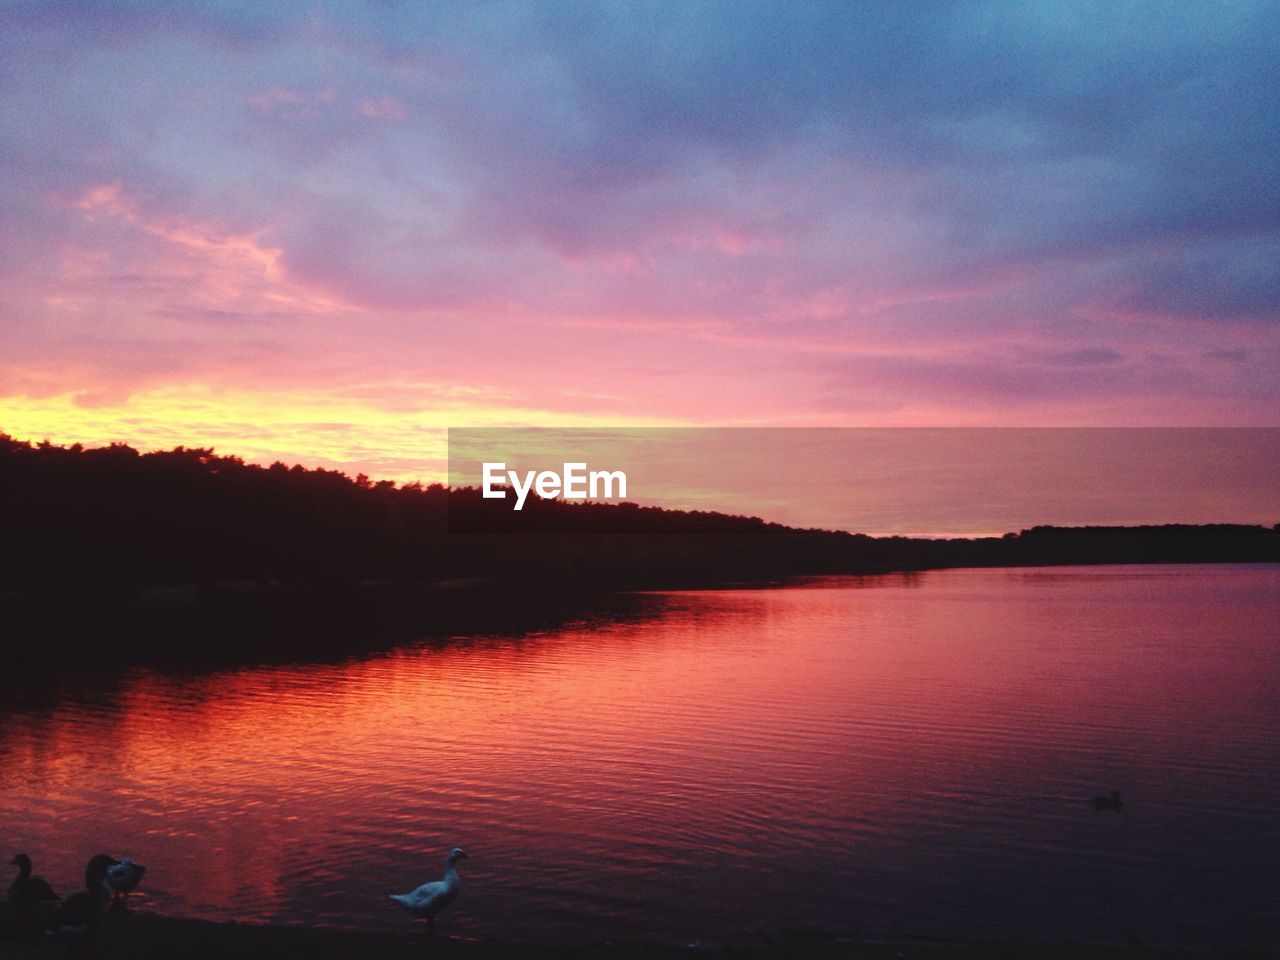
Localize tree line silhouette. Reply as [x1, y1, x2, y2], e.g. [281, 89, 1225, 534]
[2, 434, 1275, 663]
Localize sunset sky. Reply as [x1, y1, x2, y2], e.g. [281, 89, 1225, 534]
[2, 1, 1278, 483]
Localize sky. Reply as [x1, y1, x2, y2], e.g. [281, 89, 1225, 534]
[2, 1, 1279, 485]
[449, 428, 1280, 534]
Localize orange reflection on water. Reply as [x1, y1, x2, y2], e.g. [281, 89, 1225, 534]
[2, 565, 1278, 944]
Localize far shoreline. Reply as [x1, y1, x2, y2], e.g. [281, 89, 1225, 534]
[3, 558, 1278, 671]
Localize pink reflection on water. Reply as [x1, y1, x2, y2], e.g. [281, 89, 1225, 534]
[2, 565, 1277, 944]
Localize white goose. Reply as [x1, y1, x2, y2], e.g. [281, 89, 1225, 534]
[389, 847, 468, 935]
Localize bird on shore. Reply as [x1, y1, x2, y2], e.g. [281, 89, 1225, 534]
[8, 853, 61, 914]
[1094, 790, 1123, 811]
[104, 857, 146, 910]
[390, 847, 468, 936]
[48, 854, 116, 936]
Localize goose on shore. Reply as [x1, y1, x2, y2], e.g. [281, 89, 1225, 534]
[48, 854, 116, 936]
[104, 857, 146, 909]
[390, 847, 468, 936]
[1094, 790, 1123, 811]
[8, 854, 60, 914]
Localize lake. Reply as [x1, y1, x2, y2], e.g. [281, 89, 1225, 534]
[2, 564, 1277, 946]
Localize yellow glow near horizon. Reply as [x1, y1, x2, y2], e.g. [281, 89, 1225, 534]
[0, 386, 685, 485]
[7, 392, 1278, 535]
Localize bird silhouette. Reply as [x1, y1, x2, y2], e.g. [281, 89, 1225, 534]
[8, 853, 60, 914]
[48, 854, 116, 936]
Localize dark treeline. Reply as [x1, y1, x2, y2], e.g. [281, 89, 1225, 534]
[3, 433, 1276, 588]
[1, 434, 1275, 661]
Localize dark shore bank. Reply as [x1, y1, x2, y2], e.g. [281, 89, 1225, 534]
[0, 914, 1270, 960]
[3, 434, 1277, 667]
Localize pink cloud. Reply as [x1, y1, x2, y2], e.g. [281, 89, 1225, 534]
[247, 86, 304, 114]
[359, 96, 407, 121]
[247, 85, 341, 118]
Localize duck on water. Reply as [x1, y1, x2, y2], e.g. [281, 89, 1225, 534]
[8, 854, 60, 916]
[390, 847, 468, 936]
[1094, 790, 1123, 811]
[5, 851, 147, 939]
[105, 857, 146, 910]
[49, 854, 117, 936]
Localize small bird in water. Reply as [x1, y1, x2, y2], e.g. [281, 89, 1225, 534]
[104, 857, 146, 910]
[48, 854, 116, 936]
[8, 853, 60, 914]
[1094, 790, 1123, 811]
[390, 847, 468, 936]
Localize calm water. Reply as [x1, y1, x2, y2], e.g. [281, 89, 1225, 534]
[2, 565, 1277, 946]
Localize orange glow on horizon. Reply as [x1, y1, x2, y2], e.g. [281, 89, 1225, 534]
[0, 386, 686, 485]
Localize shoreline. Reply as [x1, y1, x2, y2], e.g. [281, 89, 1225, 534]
[0, 913, 1272, 960]
[4, 559, 1277, 672]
